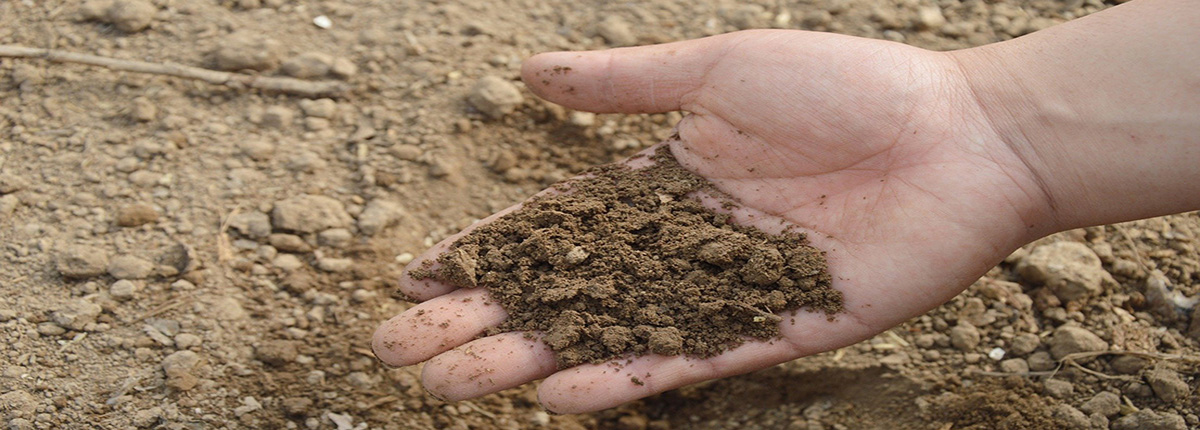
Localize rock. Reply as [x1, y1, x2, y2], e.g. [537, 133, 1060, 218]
[132, 406, 162, 428]
[1027, 351, 1056, 371]
[269, 234, 311, 253]
[1110, 355, 1149, 374]
[1048, 325, 1108, 359]
[280, 52, 334, 79]
[239, 139, 275, 161]
[1112, 410, 1187, 430]
[52, 299, 102, 331]
[213, 32, 282, 71]
[1049, 404, 1090, 429]
[110, 279, 137, 300]
[78, 0, 112, 21]
[720, 4, 766, 30]
[1079, 392, 1120, 417]
[116, 203, 159, 227]
[567, 111, 595, 128]
[282, 397, 313, 417]
[389, 144, 422, 161]
[316, 257, 353, 272]
[330, 57, 358, 79]
[298, 98, 337, 118]
[596, 16, 637, 46]
[227, 211, 272, 239]
[260, 106, 294, 129]
[358, 200, 407, 236]
[174, 333, 202, 349]
[0, 173, 29, 194]
[1017, 242, 1117, 301]
[1, 194, 19, 216]
[130, 97, 157, 122]
[154, 242, 193, 276]
[1188, 305, 1200, 342]
[1146, 364, 1189, 402]
[0, 390, 37, 418]
[949, 324, 980, 351]
[57, 245, 110, 279]
[1043, 379, 1074, 398]
[317, 229, 352, 248]
[998, 358, 1029, 374]
[801, 10, 833, 28]
[1009, 333, 1040, 356]
[209, 296, 246, 320]
[161, 350, 203, 391]
[105, 0, 155, 32]
[915, 6, 946, 29]
[255, 340, 299, 366]
[272, 254, 304, 271]
[37, 322, 66, 336]
[468, 76, 524, 119]
[271, 194, 352, 234]
[108, 255, 154, 279]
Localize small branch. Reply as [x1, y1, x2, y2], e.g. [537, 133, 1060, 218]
[0, 44, 349, 98]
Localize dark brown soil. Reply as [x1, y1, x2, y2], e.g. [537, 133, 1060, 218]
[413, 145, 842, 368]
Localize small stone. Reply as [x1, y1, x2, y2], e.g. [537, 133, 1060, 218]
[1048, 325, 1108, 359]
[1146, 364, 1189, 403]
[239, 139, 275, 161]
[801, 10, 833, 28]
[1, 194, 19, 216]
[57, 245, 110, 279]
[316, 257, 353, 272]
[1028, 353, 1052, 373]
[162, 350, 203, 391]
[271, 194, 352, 234]
[255, 340, 299, 366]
[108, 255, 154, 280]
[916, 6, 947, 29]
[719, 4, 766, 30]
[130, 97, 157, 122]
[1049, 404, 1090, 429]
[213, 32, 282, 71]
[317, 229, 352, 248]
[298, 98, 337, 118]
[0, 390, 37, 418]
[282, 397, 313, 417]
[1112, 410, 1187, 430]
[0, 309, 16, 322]
[110, 279, 137, 300]
[37, 322, 67, 336]
[269, 234, 311, 253]
[1017, 242, 1117, 301]
[330, 57, 358, 79]
[567, 111, 595, 127]
[272, 254, 304, 271]
[1079, 392, 1120, 417]
[468, 76, 524, 119]
[104, 0, 155, 33]
[281, 52, 334, 79]
[949, 323, 980, 351]
[174, 333, 202, 349]
[116, 203, 159, 227]
[0, 173, 28, 194]
[358, 200, 407, 236]
[209, 296, 246, 320]
[260, 106, 294, 129]
[998, 358, 1028, 374]
[395, 253, 415, 264]
[52, 299, 102, 331]
[1009, 333, 1040, 356]
[78, 0, 112, 21]
[1043, 379, 1074, 398]
[132, 407, 162, 428]
[532, 411, 551, 426]
[596, 16, 636, 46]
[1110, 355, 1148, 374]
[389, 144, 422, 161]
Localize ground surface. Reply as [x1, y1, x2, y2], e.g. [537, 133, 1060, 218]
[1, 0, 1197, 429]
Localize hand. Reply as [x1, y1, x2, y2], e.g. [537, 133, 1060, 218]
[373, 30, 1055, 413]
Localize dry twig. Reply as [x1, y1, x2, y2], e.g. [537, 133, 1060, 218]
[0, 44, 349, 98]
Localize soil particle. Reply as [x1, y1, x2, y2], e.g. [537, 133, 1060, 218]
[107, 255, 154, 280]
[161, 350, 203, 391]
[1112, 410, 1187, 430]
[51, 299, 102, 331]
[1017, 242, 1116, 301]
[271, 194, 352, 234]
[1079, 392, 1121, 417]
[280, 52, 334, 79]
[415, 146, 840, 368]
[1047, 325, 1108, 360]
[116, 203, 159, 227]
[104, 0, 156, 33]
[949, 323, 980, 351]
[255, 340, 300, 367]
[1042, 379, 1073, 399]
[56, 245, 110, 279]
[468, 76, 524, 119]
[358, 200, 407, 236]
[213, 32, 282, 71]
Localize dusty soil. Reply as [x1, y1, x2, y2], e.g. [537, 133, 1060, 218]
[413, 145, 839, 368]
[1, 0, 1197, 429]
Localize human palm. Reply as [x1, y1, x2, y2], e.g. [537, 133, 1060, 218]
[374, 30, 1052, 413]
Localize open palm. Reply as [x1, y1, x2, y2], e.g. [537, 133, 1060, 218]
[373, 30, 1055, 413]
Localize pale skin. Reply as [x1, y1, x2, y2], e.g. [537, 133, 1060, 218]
[374, 0, 1199, 414]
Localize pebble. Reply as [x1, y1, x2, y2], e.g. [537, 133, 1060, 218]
[131, 97, 157, 122]
[1043, 379, 1074, 398]
[949, 323, 980, 351]
[468, 76, 524, 119]
[389, 144, 422, 161]
[1027, 351, 1056, 371]
[105, 0, 155, 33]
[358, 199, 407, 236]
[209, 296, 246, 320]
[1, 194, 19, 216]
[281, 52, 334, 79]
[596, 16, 637, 46]
[1079, 391, 1120, 417]
[998, 358, 1028, 373]
[298, 98, 337, 118]
[174, 333, 202, 349]
[330, 58, 358, 79]
[108, 255, 154, 280]
[271, 194, 352, 234]
[269, 234, 311, 253]
[532, 411, 551, 426]
[0, 390, 37, 417]
[720, 4, 765, 30]
[161, 350, 202, 391]
[0, 173, 28, 194]
[260, 106, 294, 129]
[1008, 333, 1040, 356]
[1112, 410, 1187, 430]
[1017, 242, 1116, 301]
[0, 309, 17, 322]
[37, 322, 67, 336]
[273, 254, 304, 271]
[915, 6, 946, 29]
[317, 229, 352, 248]
[239, 140, 275, 162]
[316, 257, 353, 272]
[56, 245, 110, 279]
[115, 203, 159, 227]
[1145, 364, 1189, 402]
[1048, 404, 1090, 429]
[255, 340, 299, 366]
[1048, 325, 1108, 359]
[395, 253, 414, 264]
[282, 397, 313, 417]
[1109, 355, 1148, 374]
[213, 32, 282, 71]
[109, 279, 137, 300]
[52, 299, 102, 331]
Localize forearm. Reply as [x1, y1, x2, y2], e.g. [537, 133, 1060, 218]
[951, 0, 1200, 232]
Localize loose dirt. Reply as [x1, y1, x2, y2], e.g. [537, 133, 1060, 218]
[415, 146, 840, 368]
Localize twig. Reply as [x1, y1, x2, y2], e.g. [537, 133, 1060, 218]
[0, 44, 349, 98]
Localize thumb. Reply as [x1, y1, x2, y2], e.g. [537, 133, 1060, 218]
[521, 33, 742, 114]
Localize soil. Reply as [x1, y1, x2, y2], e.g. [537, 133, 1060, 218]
[2, 0, 1198, 429]
[414, 145, 839, 368]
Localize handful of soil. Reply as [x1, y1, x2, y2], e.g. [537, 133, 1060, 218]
[412, 146, 841, 368]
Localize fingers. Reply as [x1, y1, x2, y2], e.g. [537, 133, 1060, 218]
[421, 332, 559, 401]
[535, 309, 876, 414]
[372, 288, 508, 367]
[399, 202, 526, 302]
[521, 32, 747, 114]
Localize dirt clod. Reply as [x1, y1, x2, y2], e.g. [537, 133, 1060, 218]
[416, 147, 840, 367]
